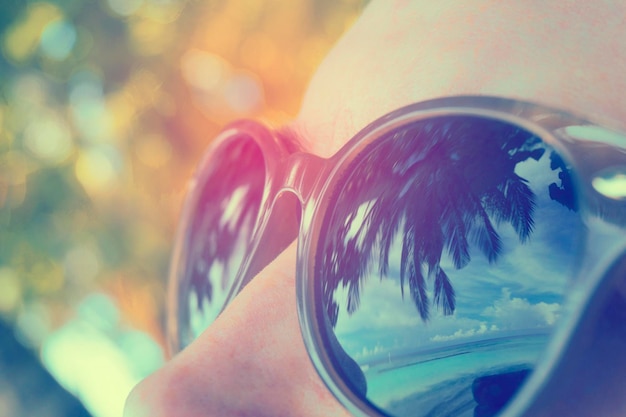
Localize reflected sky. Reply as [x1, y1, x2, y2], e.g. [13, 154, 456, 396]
[331, 153, 582, 353]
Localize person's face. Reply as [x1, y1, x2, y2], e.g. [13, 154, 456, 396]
[125, 1, 626, 416]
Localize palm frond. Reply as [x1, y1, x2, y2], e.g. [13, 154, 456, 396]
[434, 267, 456, 315]
[442, 204, 471, 269]
[346, 279, 361, 315]
[471, 208, 502, 263]
[504, 176, 536, 242]
[408, 254, 429, 321]
[399, 227, 413, 299]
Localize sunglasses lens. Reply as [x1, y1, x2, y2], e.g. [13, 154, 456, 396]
[315, 116, 585, 416]
[170, 136, 265, 350]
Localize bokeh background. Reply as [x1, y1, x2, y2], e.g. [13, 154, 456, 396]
[0, 0, 368, 415]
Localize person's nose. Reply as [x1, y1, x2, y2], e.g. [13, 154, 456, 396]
[516, 253, 626, 417]
[123, 242, 351, 417]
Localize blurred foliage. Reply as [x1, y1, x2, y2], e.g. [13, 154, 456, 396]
[0, 0, 368, 348]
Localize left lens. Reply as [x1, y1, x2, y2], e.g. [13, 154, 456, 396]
[169, 135, 266, 350]
[314, 116, 585, 417]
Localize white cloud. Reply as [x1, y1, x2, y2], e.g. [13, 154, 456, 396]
[481, 288, 561, 330]
[355, 342, 387, 360]
[430, 323, 487, 342]
[430, 322, 490, 342]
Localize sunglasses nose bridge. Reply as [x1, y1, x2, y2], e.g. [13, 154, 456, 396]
[278, 152, 328, 204]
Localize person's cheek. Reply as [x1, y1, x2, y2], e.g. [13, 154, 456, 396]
[124, 243, 352, 417]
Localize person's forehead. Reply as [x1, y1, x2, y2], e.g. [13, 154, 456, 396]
[293, 0, 626, 157]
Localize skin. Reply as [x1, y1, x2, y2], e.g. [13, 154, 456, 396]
[124, 1, 626, 416]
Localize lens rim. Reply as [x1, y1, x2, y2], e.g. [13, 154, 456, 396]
[296, 95, 626, 417]
[166, 120, 291, 355]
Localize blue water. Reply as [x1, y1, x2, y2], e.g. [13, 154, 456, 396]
[363, 334, 547, 417]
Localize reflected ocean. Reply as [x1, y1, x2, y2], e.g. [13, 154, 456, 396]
[363, 334, 547, 417]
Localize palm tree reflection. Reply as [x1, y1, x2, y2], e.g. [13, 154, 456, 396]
[181, 139, 264, 342]
[319, 117, 574, 326]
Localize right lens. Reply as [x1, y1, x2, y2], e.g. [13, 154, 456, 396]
[170, 136, 266, 351]
[314, 115, 586, 417]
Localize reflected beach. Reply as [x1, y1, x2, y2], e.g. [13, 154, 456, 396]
[365, 334, 544, 417]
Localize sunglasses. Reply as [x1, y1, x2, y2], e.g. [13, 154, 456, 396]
[166, 96, 626, 417]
